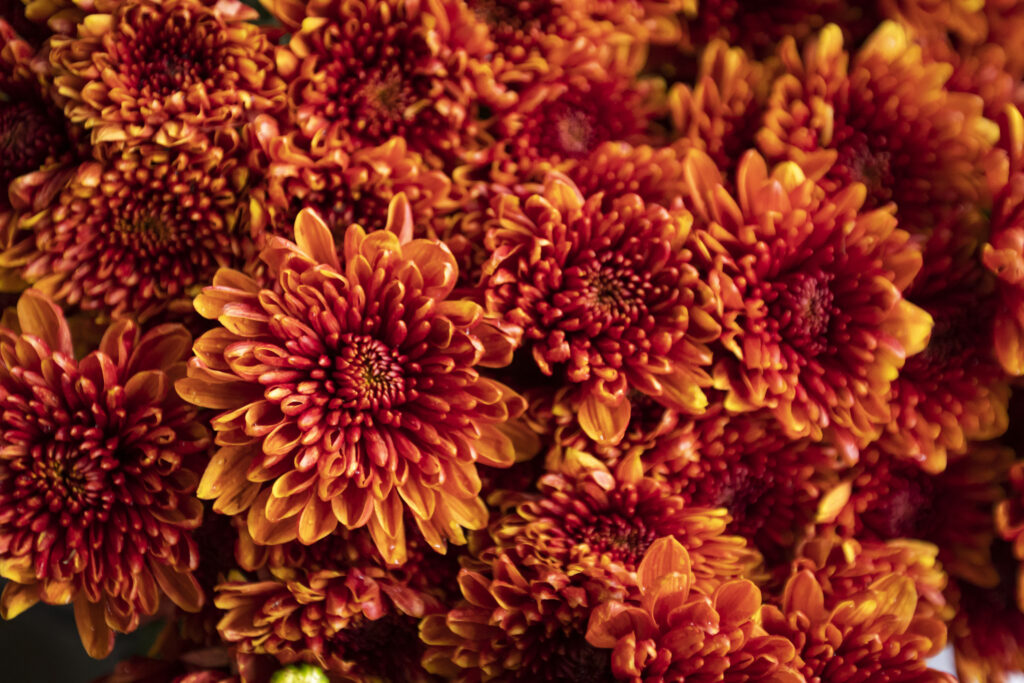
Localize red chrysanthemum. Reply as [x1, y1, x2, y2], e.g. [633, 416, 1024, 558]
[761, 569, 953, 682]
[669, 411, 839, 567]
[684, 149, 931, 459]
[585, 536, 801, 682]
[49, 0, 282, 149]
[217, 529, 442, 681]
[246, 115, 454, 247]
[265, 0, 509, 166]
[0, 290, 209, 658]
[3, 136, 248, 322]
[492, 449, 760, 596]
[882, 219, 1010, 473]
[177, 199, 523, 564]
[821, 444, 1012, 589]
[482, 174, 718, 447]
[565, 142, 688, 213]
[758, 22, 997, 232]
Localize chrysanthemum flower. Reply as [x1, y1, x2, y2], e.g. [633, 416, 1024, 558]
[0, 290, 208, 658]
[1, 136, 249, 322]
[246, 116, 454, 246]
[565, 142, 687, 213]
[217, 530, 441, 680]
[266, 0, 509, 166]
[668, 39, 771, 176]
[420, 544, 627, 681]
[494, 449, 760, 596]
[882, 220, 1010, 473]
[761, 570, 953, 682]
[177, 200, 522, 564]
[585, 536, 801, 682]
[483, 174, 718, 446]
[948, 540, 1024, 683]
[50, 0, 282, 149]
[758, 22, 997, 232]
[670, 411, 839, 567]
[790, 533, 950, 621]
[983, 105, 1024, 376]
[684, 149, 931, 458]
[821, 444, 1012, 589]
[488, 71, 663, 182]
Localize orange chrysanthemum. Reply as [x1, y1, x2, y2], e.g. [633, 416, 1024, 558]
[217, 530, 442, 681]
[493, 449, 760, 596]
[483, 174, 718, 447]
[821, 444, 1012, 589]
[177, 199, 522, 564]
[758, 22, 997, 232]
[0, 291, 209, 658]
[668, 39, 771, 176]
[684, 149, 931, 459]
[585, 536, 801, 682]
[762, 570, 953, 682]
[882, 221, 1010, 473]
[246, 116, 454, 246]
[266, 0, 509, 166]
[565, 142, 688, 213]
[50, 0, 282, 149]
[670, 411, 839, 567]
[983, 105, 1024, 376]
[420, 544, 627, 682]
[2, 137, 248, 322]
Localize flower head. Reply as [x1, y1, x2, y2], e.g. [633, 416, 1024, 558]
[585, 536, 801, 682]
[761, 570, 953, 682]
[5, 137, 249, 322]
[758, 22, 997, 232]
[685, 149, 931, 459]
[177, 197, 522, 564]
[50, 0, 282, 149]
[0, 290, 208, 658]
[483, 174, 718, 446]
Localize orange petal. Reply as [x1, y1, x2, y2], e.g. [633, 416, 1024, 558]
[578, 393, 630, 446]
[73, 595, 114, 659]
[294, 208, 340, 270]
[150, 562, 203, 613]
[385, 192, 415, 244]
[0, 581, 39, 619]
[17, 289, 72, 355]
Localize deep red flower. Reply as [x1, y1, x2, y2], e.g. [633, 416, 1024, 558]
[483, 174, 718, 447]
[0, 290, 208, 658]
[177, 199, 523, 564]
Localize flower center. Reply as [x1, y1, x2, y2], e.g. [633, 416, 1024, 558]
[0, 101, 69, 188]
[555, 108, 595, 157]
[571, 514, 656, 567]
[21, 442, 112, 514]
[115, 213, 172, 242]
[333, 335, 406, 409]
[357, 65, 412, 125]
[772, 270, 835, 355]
[582, 265, 643, 321]
[120, 8, 217, 96]
[832, 128, 894, 207]
[861, 474, 935, 540]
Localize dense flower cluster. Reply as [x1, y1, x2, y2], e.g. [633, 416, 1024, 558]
[4, 1, 1024, 682]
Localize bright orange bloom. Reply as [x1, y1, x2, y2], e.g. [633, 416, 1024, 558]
[0, 291, 208, 658]
[762, 570, 954, 682]
[684, 149, 931, 459]
[177, 199, 522, 564]
[668, 39, 772, 176]
[493, 449, 760, 597]
[265, 0, 509, 166]
[217, 530, 443, 681]
[670, 411, 839, 567]
[50, 0, 282, 149]
[882, 219, 1010, 473]
[2, 136, 249, 322]
[821, 444, 1012, 590]
[585, 537, 801, 682]
[483, 174, 718, 447]
[758, 22, 997, 232]
[983, 105, 1024, 376]
[246, 116, 454, 246]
